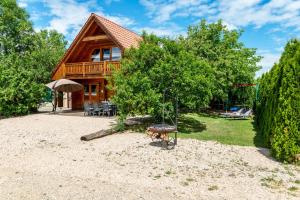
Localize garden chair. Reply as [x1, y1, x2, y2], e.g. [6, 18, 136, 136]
[92, 103, 101, 116]
[84, 102, 93, 116]
[100, 102, 111, 116]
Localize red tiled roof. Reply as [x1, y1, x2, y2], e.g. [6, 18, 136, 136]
[94, 14, 142, 49]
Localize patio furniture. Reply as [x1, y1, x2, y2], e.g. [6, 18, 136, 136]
[232, 109, 252, 119]
[109, 104, 117, 116]
[100, 102, 111, 116]
[221, 108, 245, 117]
[92, 103, 101, 116]
[84, 102, 93, 116]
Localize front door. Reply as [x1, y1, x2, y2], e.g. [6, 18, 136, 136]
[83, 80, 106, 104]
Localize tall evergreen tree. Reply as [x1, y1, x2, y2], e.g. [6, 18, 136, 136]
[256, 39, 300, 162]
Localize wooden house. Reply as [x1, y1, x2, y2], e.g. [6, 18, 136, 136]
[51, 13, 142, 109]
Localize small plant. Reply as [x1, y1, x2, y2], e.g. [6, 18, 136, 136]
[295, 180, 300, 184]
[288, 186, 298, 192]
[165, 170, 172, 175]
[154, 175, 161, 179]
[260, 176, 283, 189]
[186, 178, 195, 182]
[180, 182, 189, 186]
[208, 185, 218, 191]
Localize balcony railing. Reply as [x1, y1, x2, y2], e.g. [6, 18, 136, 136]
[63, 61, 120, 78]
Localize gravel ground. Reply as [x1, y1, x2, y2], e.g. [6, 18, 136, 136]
[0, 113, 299, 200]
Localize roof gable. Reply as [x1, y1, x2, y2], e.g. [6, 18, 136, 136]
[51, 13, 142, 78]
[95, 14, 142, 49]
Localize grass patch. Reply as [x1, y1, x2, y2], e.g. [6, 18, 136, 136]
[288, 186, 298, 191]
[153, 175, 161, 179]
[165, 170, 172, 175]
[186, 177, 195, 182]
[261, 176, 283, 189]
[208, 185, 218, 191]
[168, 113, 265, 147]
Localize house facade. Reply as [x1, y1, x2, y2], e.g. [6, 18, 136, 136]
[52, 13, 142, 109]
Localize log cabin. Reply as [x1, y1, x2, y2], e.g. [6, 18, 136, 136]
[51, 13, 142, 109]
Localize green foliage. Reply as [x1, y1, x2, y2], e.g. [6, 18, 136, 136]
[0, 0, 34, 54]
[112, 21, 261, 122]
[0, 56, 45, 115]
[184, 20, 261, 106]
[256, 39, 300, 162]
[112, 33, 213, 121]
[0, 0, 66, 116]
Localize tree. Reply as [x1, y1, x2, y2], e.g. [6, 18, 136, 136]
[256, 39, 300, 162]
[0, 0, 66, 116]
[111, 33, 213, 123]
[27, 30, 67, 83]
[0, 0, 34, 54]
[183, 20, 261, 107]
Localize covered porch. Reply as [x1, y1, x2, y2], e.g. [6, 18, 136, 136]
[58, 78, 113, 110]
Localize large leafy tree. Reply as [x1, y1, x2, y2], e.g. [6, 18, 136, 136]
[0, 0, 66, 116]
[112, 33, 213, 123]
[183, 20, 261, 107]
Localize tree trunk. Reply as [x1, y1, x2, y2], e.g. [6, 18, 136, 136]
[80, 129, 117, 141]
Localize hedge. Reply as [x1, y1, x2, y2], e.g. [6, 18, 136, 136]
[256, 39, 300, 162]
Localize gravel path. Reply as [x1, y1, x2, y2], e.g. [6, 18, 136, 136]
[0, 113, 299, 200]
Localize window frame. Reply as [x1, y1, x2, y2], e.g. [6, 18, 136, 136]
[89, 46, 122, 62]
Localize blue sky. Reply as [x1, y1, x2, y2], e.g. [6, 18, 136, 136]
[17, 0, 300, 77]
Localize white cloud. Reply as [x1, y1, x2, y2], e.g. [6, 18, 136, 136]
[105, 15, 135, 27]
[140, 0, 208, 23]
[140, 0, 300, 31]
[256, 50, 281, 77]
[18, 0, 135, 40]
[18, 2, 28, 8]
[44, 0, 101, 35]
[221, 21, 237, 31]
[133, 23, 185, 37]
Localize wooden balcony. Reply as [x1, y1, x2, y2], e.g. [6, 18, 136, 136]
[62, 61, 120, 79]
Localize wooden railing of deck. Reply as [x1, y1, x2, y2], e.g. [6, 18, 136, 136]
[64, 61, 120, 78]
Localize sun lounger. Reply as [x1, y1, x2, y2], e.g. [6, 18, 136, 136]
[221, 108, 245, 117]
[233, 109, 252, 119]
[223, 109, 252, 119]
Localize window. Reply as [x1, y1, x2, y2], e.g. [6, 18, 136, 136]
[91, 85, 97, 96]
[111, 47, 121, 60]
[84, 85, 89, 96]
[91, 49, 100, 62]
[102, 48, 110, 61]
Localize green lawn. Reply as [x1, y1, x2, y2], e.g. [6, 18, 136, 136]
[171, 113, 265, 147]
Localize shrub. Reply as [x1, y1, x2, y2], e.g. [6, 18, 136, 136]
[256, 39, 300, 162]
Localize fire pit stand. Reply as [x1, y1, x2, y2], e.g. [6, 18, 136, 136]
[146, 88, 179, 149]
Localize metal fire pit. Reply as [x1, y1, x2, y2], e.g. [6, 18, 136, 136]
[147, 124, 177, 149]
[147, 124, 176, 133]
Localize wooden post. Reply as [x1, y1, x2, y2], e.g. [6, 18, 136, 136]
[83, 63, 85, 77]
[104, 61, 107, 75]
[175, 95, 178, 145]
